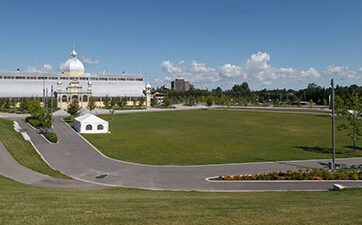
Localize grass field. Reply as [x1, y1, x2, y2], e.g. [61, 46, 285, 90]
[0, 176, 361, 225]
[0, 118, 68, 178]
[83, 110, 360, 165]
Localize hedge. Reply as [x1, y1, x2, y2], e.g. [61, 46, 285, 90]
[25, 116, 44, 128]
[44, 132, 58, 143]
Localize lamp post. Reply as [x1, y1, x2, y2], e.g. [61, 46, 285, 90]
[330, 79, 335, 171]
[51, 85, 54, 132]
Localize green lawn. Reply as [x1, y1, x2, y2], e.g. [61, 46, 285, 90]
[0, 176, 361, 225]
[83, 110, 361, 165]
[0, 118, 68, 178]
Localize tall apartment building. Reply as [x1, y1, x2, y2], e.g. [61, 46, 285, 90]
[171, 79, 190, 91]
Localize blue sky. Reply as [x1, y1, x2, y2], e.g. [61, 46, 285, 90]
[0, 0, 361, 90]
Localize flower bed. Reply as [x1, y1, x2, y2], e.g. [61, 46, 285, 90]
[210, 168, 361, 181]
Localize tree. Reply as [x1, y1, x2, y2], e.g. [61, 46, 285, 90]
[27, 100, 44, 119]
[87, 96, 96, 111]
[337, 92, 361, 152]
[206, 96, 213, 107]
[323, 99, 328, 106]
[45, 97, 57, 112]
[296, 98, 301, 106]
[19, 99, 29, 112]
[309, 99, 313, 109]
[200, 96, 206, 103]
[67, 99, 81, 119]
[163, 97, 171, 107]
[117, 97, 127, 109]
[110, 105, 116, 116]
[285, 98, 292, 105]
[138, 97, 145, 107]
[111, 97, 116, 108]
[103, 95, 110, 109]
[27, 99, 50, 128]
[227, 99, 231, 108]
[9, 98, 16, 112]
[243, 98, 249, 106]
[151, 98, 156, 107]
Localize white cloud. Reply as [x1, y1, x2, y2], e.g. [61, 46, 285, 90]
[24, 64, 55, 72]
[300, 67, 321, 78]
[245, 52, 271, 71]
[160, 60, 183, 74]
[58, 62, 67, 71]
[80, 56, 100, 65]
[158, 52, 361, 88]
[42, 64, 53, 71]
[25, 66, 40, 72]
[323, 65, 355, 79]
[219, 64, 246, 78]
[263, 80, 273, 86]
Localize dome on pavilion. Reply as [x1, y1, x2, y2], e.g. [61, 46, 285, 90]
[63, 50, 85, 76]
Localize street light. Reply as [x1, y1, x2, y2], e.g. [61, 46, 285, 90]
[330, 79, 335, 171]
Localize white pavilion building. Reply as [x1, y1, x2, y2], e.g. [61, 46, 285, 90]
[74, 113, 109, 134]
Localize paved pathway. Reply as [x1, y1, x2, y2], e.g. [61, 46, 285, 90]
[0, 141, 105, 190]
[11, 117, 362, 191]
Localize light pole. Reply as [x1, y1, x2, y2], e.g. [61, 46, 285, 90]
[51, 85, 54, 132]
[330, 79, 335, 171]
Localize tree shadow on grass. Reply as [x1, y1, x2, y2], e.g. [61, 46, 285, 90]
[294, 146, 343, 154]
[344, 145, 362, 151]
[314, 114, 330, 118]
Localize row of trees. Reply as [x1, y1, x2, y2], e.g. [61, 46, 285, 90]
[0, 97, 57, 113]
[67, 96, 147, 119]
[100, 96, 145, 109]
[156, 83, 361, 107]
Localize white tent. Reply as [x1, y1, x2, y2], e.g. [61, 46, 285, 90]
[73, 113, 109, 134]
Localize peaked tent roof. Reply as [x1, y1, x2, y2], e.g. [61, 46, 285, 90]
[74, 113, 108, 124]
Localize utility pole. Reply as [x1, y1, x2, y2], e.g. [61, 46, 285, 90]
[331, 79, 336, 171]
[43, 80, 45, 110]
[46, 88, 48, 113]
[51, 85, 54, 132]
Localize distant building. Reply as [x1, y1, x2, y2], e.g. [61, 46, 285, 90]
[151, 90, 167, 105]
[171, 79, 190, 91]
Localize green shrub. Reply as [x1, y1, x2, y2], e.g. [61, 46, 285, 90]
[44, 132, 58, 143]
[26, 116, 44, 128]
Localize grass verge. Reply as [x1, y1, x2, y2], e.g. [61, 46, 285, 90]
[0, 118, 68, 178]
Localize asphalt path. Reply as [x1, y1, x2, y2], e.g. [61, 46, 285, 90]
[11, 117, 362, 191]
[0, 141, 105, 190]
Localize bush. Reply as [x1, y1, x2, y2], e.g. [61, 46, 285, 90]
[26, 116, 44, 128]
[44, 132, 58, 143]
